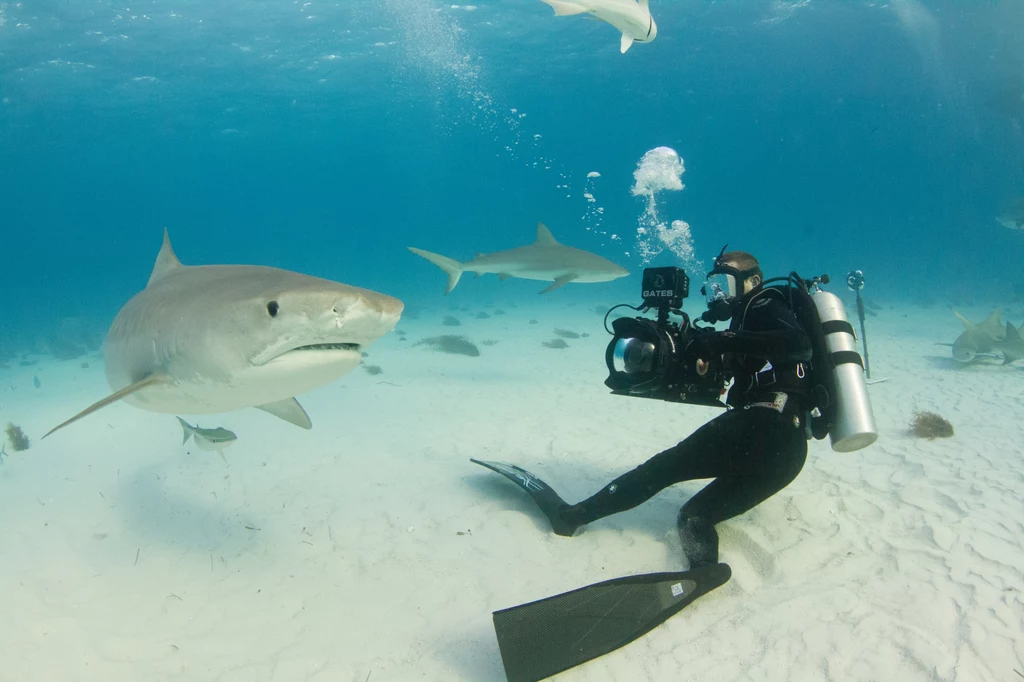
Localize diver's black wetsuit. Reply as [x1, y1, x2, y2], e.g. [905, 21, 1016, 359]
[559, 287, 813, 567]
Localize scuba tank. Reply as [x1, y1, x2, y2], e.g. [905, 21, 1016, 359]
[808, 286, 878, 452]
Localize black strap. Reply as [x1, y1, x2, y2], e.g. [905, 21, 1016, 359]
[831, 350, 863, 368]
[822, 320, 855, 336]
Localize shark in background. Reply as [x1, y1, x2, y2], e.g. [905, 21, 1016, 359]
[43, 230, 403, 439]
[408, 222, 629, 294]
[539, 0, 657, 54]
[948, 308, 1024, 364]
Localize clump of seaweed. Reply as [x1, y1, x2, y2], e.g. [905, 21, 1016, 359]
[543, 339, 569, 349]
[442, 316, 462, 327]
[481, 339, 500, 346]
[416, 335, 480, 357]
[475, 312, 491, 319]
[6, 423, 30, 451]
[363, 365, 383, 375]
[528, 319, 539, 325]
[494, 309, 506, 316]
[554, 328, 580, 339]
[910, 411, 954, 440]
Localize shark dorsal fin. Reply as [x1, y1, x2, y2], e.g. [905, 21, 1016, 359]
[535, 222, 559, 245]
[148, 228, 184, 287]
[980, 308, 1006, 339]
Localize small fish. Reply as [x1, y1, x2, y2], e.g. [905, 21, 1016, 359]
[176, 417, 237, 452]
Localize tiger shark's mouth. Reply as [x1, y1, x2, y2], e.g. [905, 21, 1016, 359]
[290, 342, 361, 352]
[253, 341, 363, 366]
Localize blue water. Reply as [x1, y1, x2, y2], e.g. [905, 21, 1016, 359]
[1, 0, 1023, 350]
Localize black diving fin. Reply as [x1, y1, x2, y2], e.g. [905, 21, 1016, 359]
[469, 458, 578, 536]
[492, 562, 732, 682]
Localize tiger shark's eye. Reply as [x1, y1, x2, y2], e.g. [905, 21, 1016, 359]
[267, 301, 280, 317]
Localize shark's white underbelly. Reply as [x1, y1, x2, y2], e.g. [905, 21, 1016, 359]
[106, 349, 362, 415]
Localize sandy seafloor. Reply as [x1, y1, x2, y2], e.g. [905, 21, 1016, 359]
[1, 294, 1022, 682]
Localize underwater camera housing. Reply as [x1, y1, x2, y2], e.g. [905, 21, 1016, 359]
[603, 267, 728, 408]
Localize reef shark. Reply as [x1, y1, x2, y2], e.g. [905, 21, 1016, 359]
[949, 308, 1024, 364]
[43, 230, 403, 439]
[408, 222, 629, 294]
[539, 0, 657, 54]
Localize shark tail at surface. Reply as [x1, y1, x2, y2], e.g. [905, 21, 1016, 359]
[408, 247, 465, 295]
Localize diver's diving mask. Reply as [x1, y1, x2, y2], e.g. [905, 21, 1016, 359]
[703, 271, 738, 307]
[699, 246, 760, 322]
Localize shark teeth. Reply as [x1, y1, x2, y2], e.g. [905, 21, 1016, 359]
[291, 342, 361, 351]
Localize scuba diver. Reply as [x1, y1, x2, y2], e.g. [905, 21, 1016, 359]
[473, 252, 878, 682]
[549, 249, 814, 569]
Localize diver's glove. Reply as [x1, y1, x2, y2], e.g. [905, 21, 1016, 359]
[688, 328, 724, 361]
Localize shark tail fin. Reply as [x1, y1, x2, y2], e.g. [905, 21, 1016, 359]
[408, 247, 465, 295]
[540, 0, 588, 16]
[176, 416, 195, 445]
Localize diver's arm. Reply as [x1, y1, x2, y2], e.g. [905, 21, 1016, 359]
[691, 297, 812, 364]
[711, 327, 812, 364]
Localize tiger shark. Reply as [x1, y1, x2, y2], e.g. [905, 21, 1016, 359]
[408, 222, 629, 294]
[43, 230, 403, 439]
[539, 0, 657, 54]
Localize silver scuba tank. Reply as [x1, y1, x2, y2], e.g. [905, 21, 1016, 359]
[810, 288, 879, 452]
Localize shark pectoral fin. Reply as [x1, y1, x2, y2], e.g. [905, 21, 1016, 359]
[540, 274, 578, 294]
[498, 273, 513, 281]
[408, 246, 464, 295]
[256, 398, 312, 429]
[951, 307, 971, 329]
[620, 33, 634, 53]
[541, 0, 588, 16]
[42, 374, 170, 440]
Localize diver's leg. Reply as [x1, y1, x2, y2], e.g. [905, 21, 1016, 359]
[676, 420, 807, 567]
[676, 513, 719, 569]
[555, 409, 751, 535]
